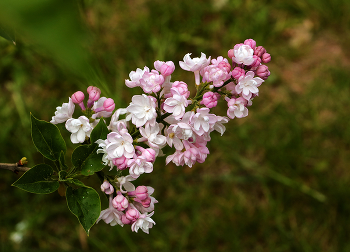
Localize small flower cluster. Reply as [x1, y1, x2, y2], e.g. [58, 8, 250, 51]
[50, 39, 271, 234]
[50, 86, 115, 143]
[97, 179, 157, 234]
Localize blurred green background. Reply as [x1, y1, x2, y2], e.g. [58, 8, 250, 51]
[1, 0, 350, 251]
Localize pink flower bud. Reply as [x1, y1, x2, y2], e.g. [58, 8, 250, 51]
[89, 90, 101, 101]
[112, 156, 128, 170]
[125, 208, 140, 223]
[254, 46, 266, 58]
[71, 91, 85, 104]
[228, 49, 235, 59]
[141, 197, 151, 208]
[103, 98, 115, 112]
[250, 55, 261, 68]
[200, 91, 220, 108]
[255, 65, 270, 80]
[101, 181, 114, 195]
[135, 186, 148, 201]
[261, 53, 271, 63]
[244, 39, 256, 49]
[112, 194, 129, 211]
[160, 61, 175, 76]
[231, 67, 245, 80]
[121, 214, 132, 225]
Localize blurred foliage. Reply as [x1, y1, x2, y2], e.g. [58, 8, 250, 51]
[1, 0, 350, 251]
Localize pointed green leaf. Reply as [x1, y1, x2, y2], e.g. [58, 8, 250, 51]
[90, 119, 109, 143]
[12, 164, 59, 194]
[31, 114, 66, 161]
[66, 186, 100, 235]
[67, 179, 86, 188]
[0, 24, 15, 44]
[71, 144, 105, 176]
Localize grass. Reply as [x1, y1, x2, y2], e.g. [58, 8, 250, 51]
[1, 0, 350, 251]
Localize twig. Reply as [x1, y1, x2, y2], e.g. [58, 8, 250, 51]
[0, 157, 30, 174]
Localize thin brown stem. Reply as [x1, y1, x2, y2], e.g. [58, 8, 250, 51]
[0, 162, 30, 173]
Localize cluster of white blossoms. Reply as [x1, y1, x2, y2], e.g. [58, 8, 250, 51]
[50, 39, 271, 234]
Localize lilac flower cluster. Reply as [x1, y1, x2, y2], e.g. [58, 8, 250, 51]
[50, 39, 271, 234]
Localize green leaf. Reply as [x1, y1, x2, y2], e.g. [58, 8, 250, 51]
[12, 164, 59, 194]
[67, 179, 86, 188]
[66, 186, 100, 235]
[72, 144, 105, 176]
[90, 119, 109, 143]
[59, 151, 68, 171]
[0, 24, 16, 44]
[31, 113, 66, 161]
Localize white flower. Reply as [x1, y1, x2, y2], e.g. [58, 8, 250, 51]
[232, 45, 255, 66]
[65, 116, 93, 143]
[213, 116, 229, 136]
[179, 53, 211, 85]
[179, 53, 211, 72]
[126, 94, 157, 128]
[163, 89, 189, 120]
[131, 211, 156, 234]
[50, 97, 75, 124]
[116, 175, 137, 193]
[227, 98, 248, 119]
[191, 108, 216, 136]
[108, 108, 128, 132]
[138, 123, 166, 149]
[97, 196, 124, 226]
[105, 132, 135, 159]
[125, 66, 149, 88]
[235, 71, 263, 100]
[128, 156, 153, 178]
[96, 139, 114, 169]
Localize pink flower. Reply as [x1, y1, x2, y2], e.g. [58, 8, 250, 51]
[254, 46, 266, 58]
[191, 108, 217, 136]
[128, 156, 153, 178]
[125, 67, 150, 88]
[201, 92, 220, 108]
[261, 53, 271, 63]
[166, 150, 185, 166]
[112, 156, 129, 170]
[154, 60, 175, 76]
[201, 65, 231, 87]
[125, 208, 140, 223]
[171, 81, 190, 99]
[231, 67, 245, 80]
[140, 70, 164, 93]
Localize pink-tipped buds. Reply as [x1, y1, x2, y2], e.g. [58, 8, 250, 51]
[112, 194, 129, 211]
[250, 55, 262, 68]
[255, 65, 270, 80]
[228, 49, 235, 59]
[261, 53, 271, 63]
[103, 98, 115, 112]
[135, 186, 149, 201]
[231, 67, 245, 80]
[244, 39, 256, 49]
[71, 91, 86, 110]
[154, 60, 175, 77]
[254, 46, 266, 58]
[87, 86, 101, 108]
[125, 208, 140, 223]
[101, 181, 114, 195]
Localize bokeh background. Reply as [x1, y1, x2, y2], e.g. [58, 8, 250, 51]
[1, 0, 350, 251]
